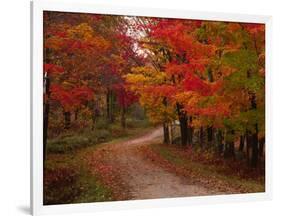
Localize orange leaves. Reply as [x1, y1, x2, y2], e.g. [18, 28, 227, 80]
[66, 22, 111, 53]
[45, 22, 111, 55]
[145, 84, 176, 98]
[45, 36, 65, 51]
[227, 23, 241, 32]
[189, 42, 216, 60]
[46, 36, 109, 54]
[43, 13, 265, 137]
[180, 71, 229, 118]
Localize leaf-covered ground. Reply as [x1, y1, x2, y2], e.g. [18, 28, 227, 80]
[140, 143, 265, 194]
[84, 127, 265, 201]
[44, 151, 113, 205]
[44, 124, 156, 204]
[44, 127, 264, 205]
[86, 127, 219, 200]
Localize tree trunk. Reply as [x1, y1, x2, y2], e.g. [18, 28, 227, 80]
[176, 103, 188, 146]
[239, 135, 245, 152]
[179, 116, 188, 146]
[246, 131, 251, 165]
[229, 139, 235, 158]
[170, 122, 175, 144]
[247, 69, 259, 167]
[217, 129, 223, 154]
[162, 97, 170, 144]
[91, 111, 96, 131]
[259, 137, 265, 158]
[224, 140, 235, 158]
[187, 116, 193, 145]
[91, 101, 100, 131]
[43, 28, 52, 169]
[251, 124, 259, 167]
[224, 130, 235, 158]
[121, 107, 126, 129]
[106, 90, 110, 121]
[106, 89, 114, 123]
[43, 75, 50, 169]
[163, 123, 170, 144]
[207, 126, 213, 144]
[199, 127, 204, 148]
[110, 90, 115, 123]
[74, 109, 79, 121]
[64, 111, 71, 129]
[249, 91, 259, 168]
[187, 127, 193, 145]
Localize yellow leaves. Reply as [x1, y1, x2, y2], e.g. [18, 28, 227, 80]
[126, 74, 147, 84]
[111, 54, 126, 68]
[131, 66, 152, 75]
[139, 93, 175, 124]
[45, 23, 110, 54]
[174, 91, 200, 107]
[91, 36, 111, 53]
[154, 72, 166, 82]
[126, 65, 176, 124]
[67, 23, 111, 53]
[67, 23, 94, 41]
[126, 65, 174, 123]
[129, 66, 167, 84]
[190, 118, 205, 128]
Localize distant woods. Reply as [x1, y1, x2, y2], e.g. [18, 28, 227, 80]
[43, 12, 265, 169]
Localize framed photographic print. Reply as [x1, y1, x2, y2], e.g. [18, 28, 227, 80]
[31, 0, 272, 215]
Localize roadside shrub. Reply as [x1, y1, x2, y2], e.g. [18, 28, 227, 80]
[95, 129, 111, 142]
[46, 117, 150, 154]
[126, 118, 150, 129]
[44, 166, 80, 205]
[47, 129, 112, 153]
[47, 136, 90, 153]
[95, 118, 109, 130]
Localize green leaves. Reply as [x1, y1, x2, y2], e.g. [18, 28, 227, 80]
[245, 74, 264, 92]
[223, 49, 258, 72]
[223, 108, 264, 135]
[222, 49, 263, 93]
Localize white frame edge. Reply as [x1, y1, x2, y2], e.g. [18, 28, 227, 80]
[31, 0, 273, 215]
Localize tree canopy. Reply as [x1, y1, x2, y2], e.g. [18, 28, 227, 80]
[43, 12, 265, 168]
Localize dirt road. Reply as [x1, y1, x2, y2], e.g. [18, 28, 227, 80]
[87, 127, 218, 200]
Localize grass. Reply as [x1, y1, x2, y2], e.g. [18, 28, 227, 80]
[47, 129, 111, 154]
[47, 118, 151, 154]
[149, 143, 265, 193]
[44, 152, 113, 205]
[44, 119, 153, 205]
[72, 170, 113, 203]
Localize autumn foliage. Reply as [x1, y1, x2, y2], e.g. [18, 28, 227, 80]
[43, 11, 265, 172]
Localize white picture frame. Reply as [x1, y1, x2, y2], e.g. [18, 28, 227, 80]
[31, 0, 272, 215]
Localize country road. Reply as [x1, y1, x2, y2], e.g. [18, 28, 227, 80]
[86, 127, 219, 200]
